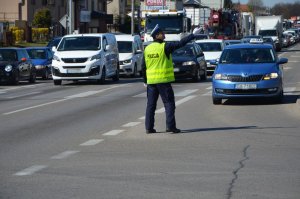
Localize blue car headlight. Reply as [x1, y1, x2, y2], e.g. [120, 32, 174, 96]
[5, 65, 13, 72]
[263, 73, 279, 80]
[214, 73, 228, 80]
[182, 61, 196, 66]
[35, 65, 46, 69]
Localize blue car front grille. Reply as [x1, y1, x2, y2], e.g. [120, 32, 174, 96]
[228, 75, 263, 82]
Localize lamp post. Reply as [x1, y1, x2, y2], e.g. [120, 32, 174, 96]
[131, 0, 135, 35]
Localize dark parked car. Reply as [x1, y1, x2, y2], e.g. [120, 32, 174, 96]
[47, 37, 62, 49]
[0, 48, 36, 84]
[26, 47, 53, 79]
[263, 37, 276, 49]
[172, 43, 207, 82]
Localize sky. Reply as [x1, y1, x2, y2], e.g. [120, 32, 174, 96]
[232, 0, 299, 7]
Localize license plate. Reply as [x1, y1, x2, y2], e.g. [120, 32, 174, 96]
[173, 68, 179, 72]
[66, 69, 81, 73]
[235, 84, 257, 89]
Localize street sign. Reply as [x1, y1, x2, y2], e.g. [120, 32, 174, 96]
[59, 14, 68, 29]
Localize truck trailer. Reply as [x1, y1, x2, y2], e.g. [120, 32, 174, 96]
[255, 15, 283, 51]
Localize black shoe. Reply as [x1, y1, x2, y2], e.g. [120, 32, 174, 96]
[166, 128, 181, 134]
[146, 129, 156, 134]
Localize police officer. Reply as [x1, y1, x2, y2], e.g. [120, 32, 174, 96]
[142, 24, 195, 134]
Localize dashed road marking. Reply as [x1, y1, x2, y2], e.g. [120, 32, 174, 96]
[175, 89, 198, 96]
[51, 150, 79, 159]
[103, 129, 124, 136]
[284, 87, 296, 95]
[80, 139, 104, 146]
[3, 85, 127, 115]
[6, 91, 41, 99]
[122, 122, 141, 127]
[14, 165, 48, 176]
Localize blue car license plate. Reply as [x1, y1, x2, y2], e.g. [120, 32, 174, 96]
[235, 84, 257, 89]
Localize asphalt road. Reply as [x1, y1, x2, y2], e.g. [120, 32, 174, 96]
[0, 44, 300, 199]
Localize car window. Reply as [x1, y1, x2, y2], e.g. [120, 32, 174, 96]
[58, 37, 101, 51]
[27, 49, 47, 59]
[0, 49, 18, 61]
[196, 42, 222, 51]
[172, 45, 194, 57]
[220, 48, 275, 64]
[117, 41, 132, 53]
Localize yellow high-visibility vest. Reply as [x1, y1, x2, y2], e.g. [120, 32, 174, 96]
[144, 42, 175, 84]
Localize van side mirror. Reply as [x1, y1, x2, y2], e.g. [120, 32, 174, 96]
[136, 49, 142, 54]
[105, 44, 113, 51]
[52, 46, 57, 52]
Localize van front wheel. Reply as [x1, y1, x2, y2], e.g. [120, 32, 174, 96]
[98, 67, 106, 84]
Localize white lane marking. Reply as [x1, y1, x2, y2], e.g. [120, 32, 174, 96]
[80, 139, 104, 146]
[103, 129, 124, 136]
[65, 91, 102, 99]
[0, 91, 6, 94]
[290, 55, 300, 57]
[3, 85, 127, 115]
[278, 52, 287, 57]
[0, 83, 48, 92]
[51, 150, 79, 159]
[287, 60, 300, 63]
[3, 99, 68, 115]
[284, 87, 296, 95]
[155, 95, 197, 114]
[175, 89, 198, 96]
[122, 122, 141, 127]
[202, 91, 212, 96]
[6, 91, 41, 99]
[139, 116, 145, 120]
[283, 66, 292, 70]
[133, 89, 198, 98]
[206, 86, 212, 90]
[133, 92, 146, 97]
[14, 165, 48, 176]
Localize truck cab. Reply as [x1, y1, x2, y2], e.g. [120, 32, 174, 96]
[144, 10, 191, 42]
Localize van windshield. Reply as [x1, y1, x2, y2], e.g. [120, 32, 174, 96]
[117, 41, 132, 53]
[57, 37, 101, 51]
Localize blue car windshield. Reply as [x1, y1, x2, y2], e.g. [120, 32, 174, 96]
[220, 48, 276, 64]
[27, 49, 47, 59]
[172, 45, 194, 57]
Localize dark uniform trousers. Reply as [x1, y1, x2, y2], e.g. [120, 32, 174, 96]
[145, 83, 176, 130]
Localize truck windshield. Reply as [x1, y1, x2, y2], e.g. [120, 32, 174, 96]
[57, 37, 101, 51]
[259, 30, 277, 37]
[146, 16, 183, 34]
[117, 41, 132, 53]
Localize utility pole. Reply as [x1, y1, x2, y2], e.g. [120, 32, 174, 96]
[199, 0, 201, 26]
[68, 0, 73, 34]
[131, 0, 135, 35]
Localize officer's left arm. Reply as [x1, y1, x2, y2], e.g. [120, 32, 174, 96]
[165, 34, 195, 56]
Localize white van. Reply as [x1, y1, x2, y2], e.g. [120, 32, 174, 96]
[115, 34, 143, 77]
[51, 33, 119, 85]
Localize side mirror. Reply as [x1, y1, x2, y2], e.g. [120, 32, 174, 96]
[210, 59, 218, 65]
[105, 44, 113, 51]
[136, 49, 142, 54]
[278, 57, 288, 64]
[52, 46, 57, 52]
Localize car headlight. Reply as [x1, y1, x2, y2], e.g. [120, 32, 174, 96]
[182, 61, 196, 66]
[91, 54, 101, 61]
[274, 39, 279, 43]
[263, 73, 279, 80]
[53, 55, 61, 61]
[121, 59, 132, 64]
[35, 65, 46, 69]
[5, 65, 13, 72]
[214, 73, 228, 80]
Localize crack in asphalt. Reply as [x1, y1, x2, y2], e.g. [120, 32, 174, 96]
[226, 145, 250, 199]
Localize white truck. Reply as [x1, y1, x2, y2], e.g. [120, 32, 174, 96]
[255, 15, 283, 51]
[143, 9, 191, 42]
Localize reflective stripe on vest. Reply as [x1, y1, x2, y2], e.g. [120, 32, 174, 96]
[144, 42, 175, 84]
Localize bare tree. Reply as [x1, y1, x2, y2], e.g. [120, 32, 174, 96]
[247, 0, 264, 14]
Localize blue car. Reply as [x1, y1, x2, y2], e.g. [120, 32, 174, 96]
[211, 42, 288, 104]
[26, 47, 53, 79]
